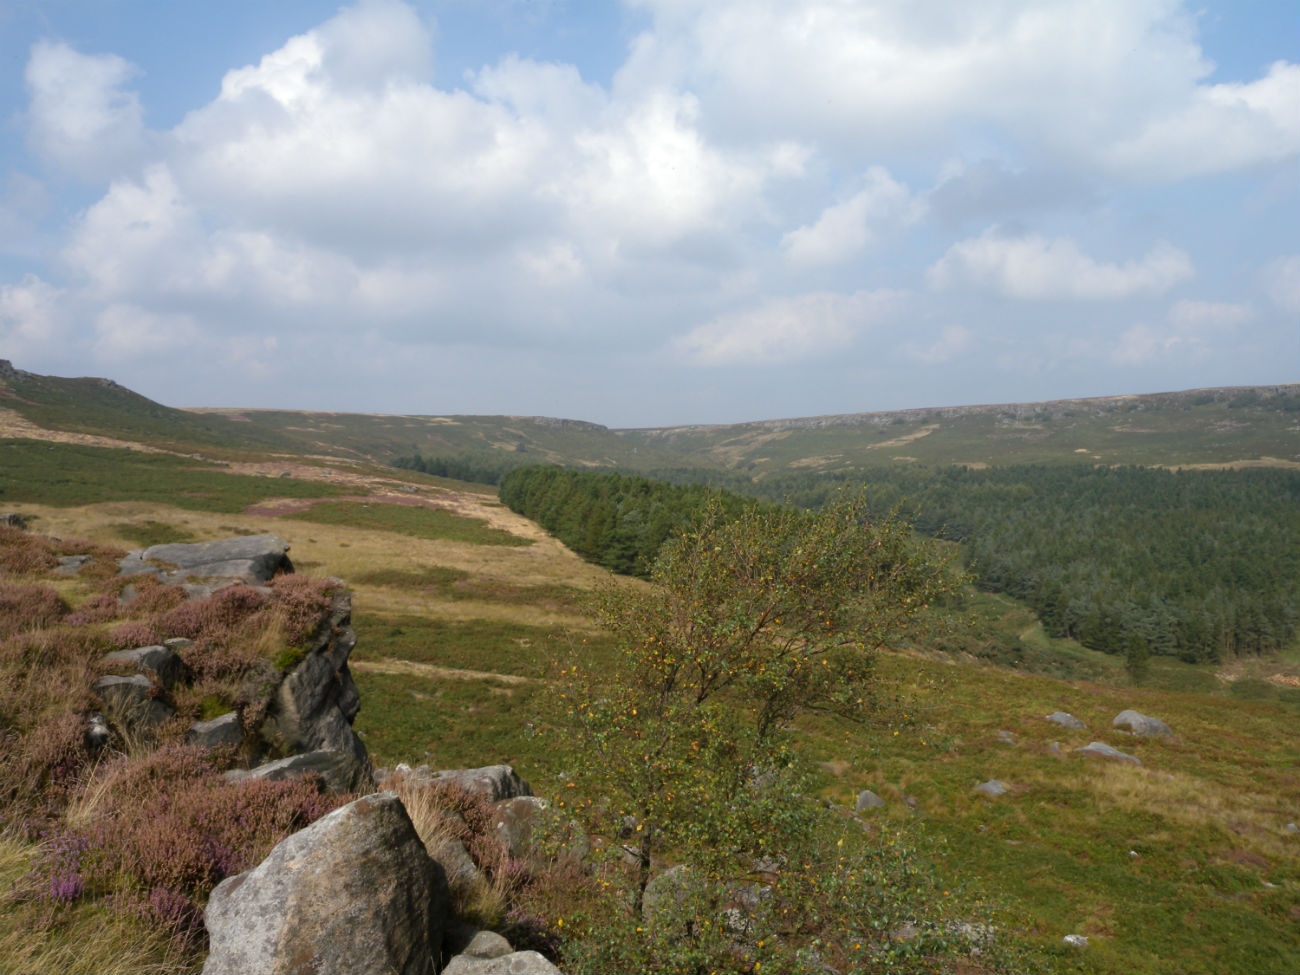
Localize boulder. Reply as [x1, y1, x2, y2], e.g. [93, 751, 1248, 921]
[1074, 741, 1141, 765]
[202, 792, 446, 975]
[442, 951, 561, 975]
[855, 789, 886, 811]
[1, 513, 28, 529]
[429, 765, 533, 801]
[103, 644, 189, 690]
[84, 712, 111, 751]
[974, 780, 1008, 797]
[643, 864, 693, 918]
[187, 712, 243, 750]
[226, 749, 370, 795]
[133, 534, 293, 584]
[1045, 711, 1086, 730]
[1064, 934, 1089, 948]
[92, 675, 173, 731]
[1112, 710, 1171, 737]
[996, 730, 1016, 744]
[492, 796, 587, 862]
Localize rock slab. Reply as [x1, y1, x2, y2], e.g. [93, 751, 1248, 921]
[1075, 741, 1141, 765]
[203, 792, 446, 975]
[118, 534, 293, 584]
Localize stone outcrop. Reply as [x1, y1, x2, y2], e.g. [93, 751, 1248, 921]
[91, 675, 173, 731]
[187, 712, 243, 749]
[1112, 709, 1171, 737]
[117, 534, 293, 584]
[255, 588, 369, 784]
[228, 749, 371, 795]
[103, 644, 189, 690]
[203, 793, 447, 975]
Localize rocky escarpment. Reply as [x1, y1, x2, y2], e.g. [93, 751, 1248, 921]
[94, 534, 371, 792]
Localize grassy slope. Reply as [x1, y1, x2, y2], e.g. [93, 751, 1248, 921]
[10, 451, 1294, 975]
[199, 385, 1300, 474]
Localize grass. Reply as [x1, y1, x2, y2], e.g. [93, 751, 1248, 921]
[0, 440, 353, 513]
[282, 500, 532, 547]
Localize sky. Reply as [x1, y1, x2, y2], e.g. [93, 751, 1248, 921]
[0, 0, 1297, 427]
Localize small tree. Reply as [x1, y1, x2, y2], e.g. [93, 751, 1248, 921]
[551, 490, 959, 954]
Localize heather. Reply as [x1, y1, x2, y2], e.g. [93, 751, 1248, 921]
[0, 527, 351, 971]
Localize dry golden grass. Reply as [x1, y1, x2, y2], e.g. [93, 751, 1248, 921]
[0, 833, 194, 975]
[353, 658, 534, 686]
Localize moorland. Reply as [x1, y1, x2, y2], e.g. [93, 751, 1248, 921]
[0, 358, 1297, 973]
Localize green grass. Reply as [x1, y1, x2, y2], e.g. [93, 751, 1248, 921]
[352, 565, 584, 609]
[0, 440, 353, 512]
[282, 501, 532, 547]
[107, 520, 200, 547]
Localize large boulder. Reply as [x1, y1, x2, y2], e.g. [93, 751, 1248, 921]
[442, 951, 561, 975]
[1112, 710, 1171, 737]
[202, 792, 447, 975]
[118, 534, 293, 584]
[187, 712, 243, 750]
[492, 796, 588, 862]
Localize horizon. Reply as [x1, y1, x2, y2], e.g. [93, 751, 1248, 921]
[1, 1, 1298, 428]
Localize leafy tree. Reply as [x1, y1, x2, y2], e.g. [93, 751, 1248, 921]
[549, 491, 960, 969]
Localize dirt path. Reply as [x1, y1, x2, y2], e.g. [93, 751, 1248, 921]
[350, 657, 535, 685]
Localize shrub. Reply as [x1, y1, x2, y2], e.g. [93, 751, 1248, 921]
[63, 593, 119, 627]
[0, 526, 58, 576]
[0, 584, 69, 641]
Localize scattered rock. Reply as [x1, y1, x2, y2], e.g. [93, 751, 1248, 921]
[226, 749, 371, 795]
[202, 792, 447, 975]
[1074, 741, 1141, 765]
[54, 554, 92, 575]
[974, 780, 1008, 797]
[1285, 823, 1298, 835]
[187, 712, 243, 750]
[855, 789, 886, 811]
[434, 838, 482, 888]
[1045, 711, 1086, 730]
[996, 730, 1016, 744]
[903, 794, 920, 811]
[1, 513, 28, 529]
[1048, 741, 1063, 755]
[84, 712, 111, 751]
[1112, 709, 1171, 737]
[92, 675, 173, 731]
[103, 644, 189, 690]
[1063, 934, 1089, 948]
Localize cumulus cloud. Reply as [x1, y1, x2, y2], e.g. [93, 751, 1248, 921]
[24, 40, 148, 179]
[92, 304, 203, 362]
[1167, 299, 1252, 330]
[672, 290, 902, 366]
[927, 231, 1193, 300]
[782, 167, 919, 265]
[620, 0, 1297, 178]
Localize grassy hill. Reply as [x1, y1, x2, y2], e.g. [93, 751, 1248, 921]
[2, 452, 1296, 974]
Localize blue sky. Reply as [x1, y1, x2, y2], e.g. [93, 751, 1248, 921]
[1, 0, 1296, 426]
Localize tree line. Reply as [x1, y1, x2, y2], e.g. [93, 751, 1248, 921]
[496, 461, 1298, 663]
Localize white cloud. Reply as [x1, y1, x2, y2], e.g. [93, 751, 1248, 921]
[672, 290, 901, 366]
[927, 231, 1193, 300]
[1259, 255, 1300, 314]
[782, 167, 919, 265]
[1113, 297, 1252, 366]
[0, 275, 70, 360]
[24, 41, 147, 180]
[1103, 61, 1300, 179]
[620, 0, 1297, 179]
[901, 324, 973, 365]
